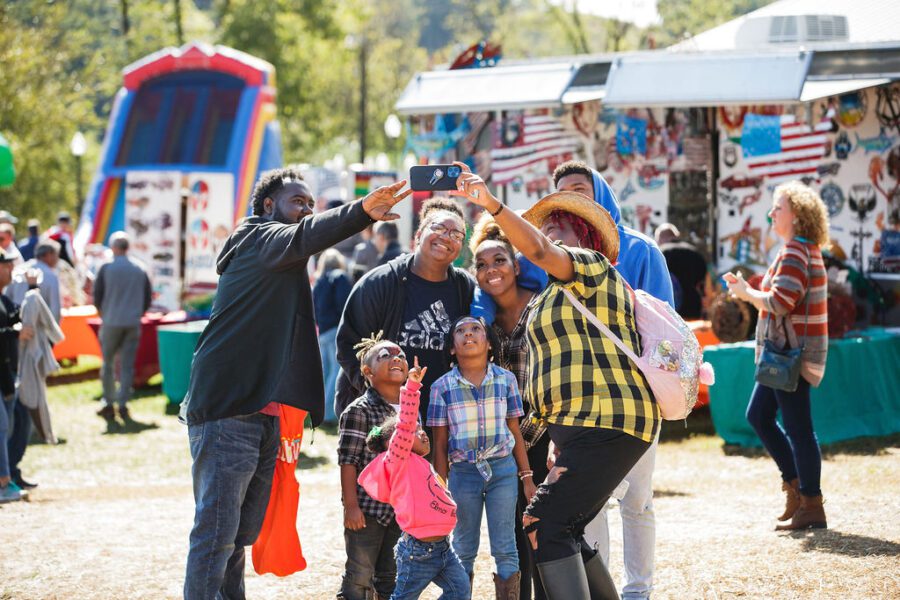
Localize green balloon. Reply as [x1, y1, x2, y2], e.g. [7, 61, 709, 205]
[0, 133, 15, 187]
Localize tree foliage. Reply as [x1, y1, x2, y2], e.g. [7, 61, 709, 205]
[656, 0, 775, 42]
[1, 0, 769, 225]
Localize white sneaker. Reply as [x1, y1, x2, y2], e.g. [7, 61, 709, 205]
[0, 481, 26, 503]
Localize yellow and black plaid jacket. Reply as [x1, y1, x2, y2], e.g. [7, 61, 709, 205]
[525, 246, 660, 443]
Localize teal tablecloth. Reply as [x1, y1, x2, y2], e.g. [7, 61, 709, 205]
[705, 328, 900, 446]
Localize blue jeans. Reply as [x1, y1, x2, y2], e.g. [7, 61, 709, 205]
[184, 413, 279, 600]
[5, 394, 30, 482]
[448, 454, 519, 579]
[392, 533, 470, 600]
[318, 327, 338, 423]
[746, 378, 822, 496]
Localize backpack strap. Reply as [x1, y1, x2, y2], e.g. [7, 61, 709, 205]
[561, 287, 642, 366]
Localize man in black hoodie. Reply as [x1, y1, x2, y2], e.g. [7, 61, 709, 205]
[181, 168, 409, 600]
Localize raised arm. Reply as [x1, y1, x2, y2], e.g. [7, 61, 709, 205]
[385, 361, 427, 472]
[385, 382, 421, 469]
[452, 163, 575, 282]
[258, 181, 412, 270]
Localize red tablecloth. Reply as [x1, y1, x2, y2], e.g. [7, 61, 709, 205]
[88, 311, 196, 387]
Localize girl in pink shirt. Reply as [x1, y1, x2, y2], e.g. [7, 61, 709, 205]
[359, 357, 470, 600]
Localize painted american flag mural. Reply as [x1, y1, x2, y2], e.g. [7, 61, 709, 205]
[740, 112, 832, 184]
[490, 112, 580, 185]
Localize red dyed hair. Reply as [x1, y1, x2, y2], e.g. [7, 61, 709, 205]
[546, 210, 605, 255]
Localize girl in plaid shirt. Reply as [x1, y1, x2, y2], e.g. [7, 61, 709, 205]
[428, 315, 535, 599]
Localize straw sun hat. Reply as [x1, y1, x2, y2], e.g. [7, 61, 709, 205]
[521, 191, 620, 263]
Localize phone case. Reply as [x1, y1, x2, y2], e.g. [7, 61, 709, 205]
[409, 164, 462, 191]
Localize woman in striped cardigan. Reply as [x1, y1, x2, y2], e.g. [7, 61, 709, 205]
[725, 181, 829, 531]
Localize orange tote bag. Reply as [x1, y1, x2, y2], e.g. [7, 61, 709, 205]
[252, 405, 308, 576]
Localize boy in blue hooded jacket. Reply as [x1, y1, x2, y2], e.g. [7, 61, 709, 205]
[471, 160, 672, 600]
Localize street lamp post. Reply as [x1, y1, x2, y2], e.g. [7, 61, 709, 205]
[345, 34, 368, 164]
[70, 131, 87, 215]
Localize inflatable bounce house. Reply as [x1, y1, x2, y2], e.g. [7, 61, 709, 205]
[76, 43, 282, 309]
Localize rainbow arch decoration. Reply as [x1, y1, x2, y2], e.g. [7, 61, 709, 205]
[75, 42, 282, 251]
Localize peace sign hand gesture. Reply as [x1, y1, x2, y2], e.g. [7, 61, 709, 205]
[408, 356, 427, 384]
[361, 180, 413, 222]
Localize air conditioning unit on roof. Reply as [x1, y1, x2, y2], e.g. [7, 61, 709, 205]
[735, 14, 849, 47]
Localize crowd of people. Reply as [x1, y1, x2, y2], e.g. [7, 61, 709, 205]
[1, 157, 832, 600]
[0, 211, 71, 503]
[0, 208, 153, 504]
[179, 160, 831, 600]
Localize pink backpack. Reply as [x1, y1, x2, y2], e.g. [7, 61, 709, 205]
[562, 287, 715, 421]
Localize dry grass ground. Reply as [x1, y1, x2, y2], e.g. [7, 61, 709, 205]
[1, 381, 898, 600]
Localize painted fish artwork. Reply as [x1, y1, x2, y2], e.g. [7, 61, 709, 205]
[855, 130, 895, 154]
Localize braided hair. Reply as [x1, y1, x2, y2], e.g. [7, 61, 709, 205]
[365, 416, 399, 453]
[250, 167, 306, 216]
[353, 330, 386, 367]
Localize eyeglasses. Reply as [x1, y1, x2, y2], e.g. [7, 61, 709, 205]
[374, 347, 406, 362]
[428, 222, 466, 243]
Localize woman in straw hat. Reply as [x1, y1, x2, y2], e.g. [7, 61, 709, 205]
[452, 163, 659, 600]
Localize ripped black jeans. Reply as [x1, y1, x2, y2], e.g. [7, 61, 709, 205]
[524, 424, 651, 563]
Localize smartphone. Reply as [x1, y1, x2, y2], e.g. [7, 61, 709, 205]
[409, 164, 462, 192]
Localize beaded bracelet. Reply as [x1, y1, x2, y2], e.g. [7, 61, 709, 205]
[518, 470, 534, 480]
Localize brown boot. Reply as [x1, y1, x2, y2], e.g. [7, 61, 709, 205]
[776, 494, 827, 530]
[777, 478, 801, 521]
[468, 571, 474, 600]
[493, 571, 521, 600]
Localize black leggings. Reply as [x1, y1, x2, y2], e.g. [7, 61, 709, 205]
[524, 425, 650, 563]
[515, 434, 551, 600]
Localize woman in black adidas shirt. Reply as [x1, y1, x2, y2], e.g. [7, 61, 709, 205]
[335, 199, 476, 429]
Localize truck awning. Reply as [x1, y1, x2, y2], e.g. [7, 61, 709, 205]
[602, 51, 812, 107]
[395, 62, 579, 115]
[800, 78, 891, 101]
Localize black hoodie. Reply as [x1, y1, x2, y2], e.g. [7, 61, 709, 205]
[180, 200, 372, 427]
